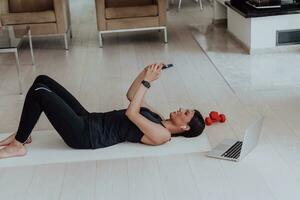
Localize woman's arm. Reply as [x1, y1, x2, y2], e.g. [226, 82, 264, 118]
[126, 65, 165, 120]
[125, 64, 170, 145]
[126, 68, 146, 102]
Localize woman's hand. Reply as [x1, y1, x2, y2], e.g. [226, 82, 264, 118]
[144, 63, 164, 82]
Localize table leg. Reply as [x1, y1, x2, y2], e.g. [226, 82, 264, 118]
[28, 29, 35, 65]
[14, 49, 22, 95]
[163, 27, 168, 43]
[99, 32, 103, 48]
[64, 32, 69, 50]
[199, 0, 203, 10]
[28, 29, 36, 77]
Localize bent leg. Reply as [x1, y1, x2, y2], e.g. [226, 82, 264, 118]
[32, 75, 88, 116]
[15, 83, 90, 149]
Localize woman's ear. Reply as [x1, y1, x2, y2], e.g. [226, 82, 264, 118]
[180, 125, 190, 131]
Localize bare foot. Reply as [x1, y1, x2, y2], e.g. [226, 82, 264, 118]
[0, 139, 27, 159]
[0, 133, 16, 146]
[0, 134, 32, 146]
[25, 136, 32, 144]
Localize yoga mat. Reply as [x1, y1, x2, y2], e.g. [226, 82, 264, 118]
[0, 130, 211, 167]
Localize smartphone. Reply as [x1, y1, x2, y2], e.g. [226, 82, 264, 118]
[162, 64, 174, 70]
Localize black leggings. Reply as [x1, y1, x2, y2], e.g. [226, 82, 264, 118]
[15, 75, 91, 149]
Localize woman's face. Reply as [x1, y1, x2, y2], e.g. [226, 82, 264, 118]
[170, 108, 195, 126]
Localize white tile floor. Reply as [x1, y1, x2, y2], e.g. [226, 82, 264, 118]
[0, 0, 300, 199]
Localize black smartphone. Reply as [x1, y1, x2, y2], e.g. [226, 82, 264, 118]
[162, 64, 174, 70]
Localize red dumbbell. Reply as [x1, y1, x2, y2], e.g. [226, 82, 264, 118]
[205, 111, 226, 126]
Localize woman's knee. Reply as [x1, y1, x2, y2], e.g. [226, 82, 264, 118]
[33, 75, 51, 85]
[31, 83, 52, 99]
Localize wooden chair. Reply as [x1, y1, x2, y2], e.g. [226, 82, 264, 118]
[95, 0, 168, 47]
[0, 0, 72, 49]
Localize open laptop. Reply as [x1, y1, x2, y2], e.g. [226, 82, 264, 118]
[206, 117, 264, 162]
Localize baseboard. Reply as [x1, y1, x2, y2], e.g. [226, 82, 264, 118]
[212, 18, 227, 25]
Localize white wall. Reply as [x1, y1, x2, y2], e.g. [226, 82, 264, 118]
[227, 8, 251, 48]
[251, 14, 300, 49]
[227, 7, 300, 53]
[213, 0, 227, 21]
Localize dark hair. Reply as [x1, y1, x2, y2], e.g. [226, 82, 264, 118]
[172, 110, 205, 138]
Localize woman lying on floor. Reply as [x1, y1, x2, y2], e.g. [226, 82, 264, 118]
[0, 63, 205, 159]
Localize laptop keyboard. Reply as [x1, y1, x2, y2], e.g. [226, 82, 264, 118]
[221, 141, 243, 159]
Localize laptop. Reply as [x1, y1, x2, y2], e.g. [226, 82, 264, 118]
[206, 117, 264, 162]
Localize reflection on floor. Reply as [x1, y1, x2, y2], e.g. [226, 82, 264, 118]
[193, 23, 300, 92]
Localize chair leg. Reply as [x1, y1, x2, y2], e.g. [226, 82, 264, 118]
[163, 27, 168, 43]
[99, 32, 103, 48]
[199, 0, 203, 10]
[178, 0, 182, 10]
[64, 33, 69, 50]
[14, 50, 23, 95]
[28, 29, 35, 66]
